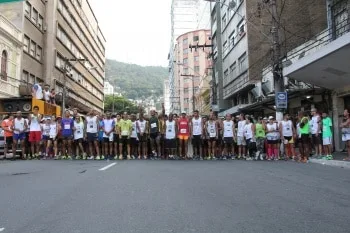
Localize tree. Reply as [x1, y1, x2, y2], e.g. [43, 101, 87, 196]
[104, 95, 138, 114]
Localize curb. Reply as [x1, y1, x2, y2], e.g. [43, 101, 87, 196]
[309, 159, 350, 169]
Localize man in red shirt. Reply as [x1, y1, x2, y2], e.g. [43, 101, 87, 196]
[178, 111, 190, 159]
[1, 115, 14, 159]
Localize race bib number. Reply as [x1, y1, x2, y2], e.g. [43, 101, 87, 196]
[122, 130, 129, 136]
[168, 128, 172, 132]
[64, 124, 70, 130]
[180, 129, 187, 134]
[151, 123, 157, 128]
[210, 129, 215, 137]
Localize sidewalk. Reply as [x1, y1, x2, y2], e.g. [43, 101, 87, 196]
[309, 151, 350, 169]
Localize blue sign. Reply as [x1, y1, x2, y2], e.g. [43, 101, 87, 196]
[275, 92, 288, 109]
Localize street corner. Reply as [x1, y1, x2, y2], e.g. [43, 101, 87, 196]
[309, 158, 350, 169]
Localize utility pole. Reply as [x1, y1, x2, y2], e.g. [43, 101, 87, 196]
[270, 0, 284, 121]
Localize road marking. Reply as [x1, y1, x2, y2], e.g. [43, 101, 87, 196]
[0, 228, 5, 232]
[98, 162, 117, 171]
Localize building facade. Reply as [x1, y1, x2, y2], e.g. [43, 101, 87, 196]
[284, 0, 350, 151]
[174, 29, 212, 114]
[163, 80, 171, 114]
[0, 0, 106, 113]
[0, 13, 22, 98]
[168, 0, 210, 113]
[103, 81, 114, 95]
[209, 0, 327, 115]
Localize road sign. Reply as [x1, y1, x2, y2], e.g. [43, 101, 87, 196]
[275, 92, 288, 109]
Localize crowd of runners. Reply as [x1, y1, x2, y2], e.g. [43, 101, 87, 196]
[1, 105, 350, 162]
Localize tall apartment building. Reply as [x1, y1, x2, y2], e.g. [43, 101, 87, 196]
[168, 0, 210, 113]
[0, 13, 22, 98]
[174, 29, 212, 113]
[0, 0, 106, 113]
[209, 0, 327, 115]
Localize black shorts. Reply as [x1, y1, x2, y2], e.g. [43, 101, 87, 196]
[5, 136, 13, 145]
[62, 135, 73, 141]
[165, 139, 177, 149]
[224, 137, 233, 145]
[217, 135, 222, 145]
[120, 136, 129, 145]
[150, 132, 159, 140]
[137, 133, 147, 142]
[103, 137, 113, 143]
[113, 133, 119, 143]
[74, 138, 83, 144]
[267, 140, 278, 144]
[312, 134, 321, 145]
[130, 137, 139, 147]
[86, 133, 97, 142]
[301, 134, 310, 144]
[208, 137, 216, 143]
[192, 135, 202, 148]
[284, 136, 293, 141]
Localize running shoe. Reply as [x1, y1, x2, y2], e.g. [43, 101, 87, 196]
[95, 155, 101, 160]
[88, 156, 94, 160]
[127, 155, 131, 160]
[326, 155, 333, 160]
[101, 155, 105, 160]
[114, 155, 119, 160]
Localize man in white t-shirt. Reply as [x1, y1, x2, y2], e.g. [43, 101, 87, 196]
[32, 83, 43, 100]
[237, 113, 247, 159]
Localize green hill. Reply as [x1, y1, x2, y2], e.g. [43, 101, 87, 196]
[105, 59, 168, 99]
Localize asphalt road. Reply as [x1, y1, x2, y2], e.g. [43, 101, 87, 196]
[0, 160, 349, 233]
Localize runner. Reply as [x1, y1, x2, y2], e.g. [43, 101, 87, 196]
[12, 111, 27, 160]
[279, 113, 296, 160]
[299, 112, 310, 163]
[130, 114, 140, 159]
[118, 112, 132, 160]
[310, 108, 322, 158]
[102, 112, 115, 160]
[206, 112, 218, 160]
[191, 110, 203, 160]
[85, 110, 100, 160]
[321, 111, 333, 160]
[113, 114, 121, 159]
[255, 117, 266, 160]
[149, 110, 161, 159]
[237, 113, 246, 159]
[266, 116, 280, 161]
[41, 118, 51, 158]
[222, 113, 235, 160]
[202, 116, 208, 159]
[216, 115, 224, 159]
[61, 110, 74, 159]
[47, 115, 58, 159]
[165, 113, 177, 159]
[243, 116, 255, 160]
[178, 111, 190, 159]
[43, 84, 51, 103]
[340, 108, 350, 161]
[159, 114, 166, 159]
[98, 114, 105, 159]
[137, 113, 148, 159]
[28, 106, 42, 159]
[74, 115, 86, 159]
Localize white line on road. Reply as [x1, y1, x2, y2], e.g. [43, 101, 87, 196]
[0, 227, 5, 232]
[98, 162, 117, 171]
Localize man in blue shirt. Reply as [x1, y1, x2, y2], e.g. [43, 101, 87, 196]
[61, 110, 74, 159]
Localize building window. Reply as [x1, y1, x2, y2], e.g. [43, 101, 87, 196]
[238, 52, 247, 72]
[229, 31, 235, 47]
[224, 69, 229, 86]
[222, 14, 227, 29]
[36, 46, 42, 61]
[30, 40, 36, 57]
[238, 20, 245, 36]
[32, 8, 38, 24]
[194, 56, 199, 62]
[194, 66, 200, 72]
[183, 58, 188, 64]
[38, 15, 43, 30]
[1, 50, 8, 81]
[183, 48, 188, 54]
[183, 68, 189, 75]
[29, 74, 35, 84]
[223, 41, 228, 56]
[193, 35, 199, 42]
[184, 88, 189, 94]
[24, 35, 30, 53]
[22, 70, 29, 83]
[25, 1, 31, 18]
[183, 38, 188, 45]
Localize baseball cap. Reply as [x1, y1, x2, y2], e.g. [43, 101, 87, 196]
[181, 111, 186, 114]
[269, 116, 274, 120]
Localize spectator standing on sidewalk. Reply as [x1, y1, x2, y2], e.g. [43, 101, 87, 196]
[321, 112, 333, 160]
[310, 108, 322, 158]
[340, 109, 350, 161]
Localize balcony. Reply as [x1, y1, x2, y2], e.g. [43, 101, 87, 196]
[284, 2, 350, 90]
[223, 71, 254, 99]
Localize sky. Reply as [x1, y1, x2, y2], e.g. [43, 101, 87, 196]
[89, 0, 172, 67]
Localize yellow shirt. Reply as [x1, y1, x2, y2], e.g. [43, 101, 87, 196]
[117, 119, 132, 136]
